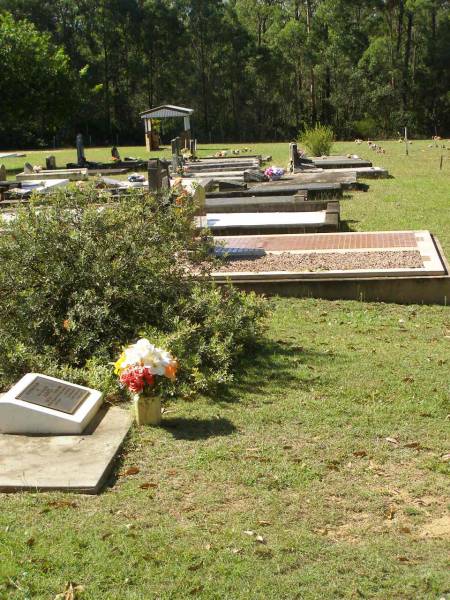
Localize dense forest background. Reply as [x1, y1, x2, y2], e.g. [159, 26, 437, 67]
[0, 0, 449, 148]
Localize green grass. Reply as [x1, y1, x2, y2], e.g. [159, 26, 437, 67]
[1, 140, 449, 599]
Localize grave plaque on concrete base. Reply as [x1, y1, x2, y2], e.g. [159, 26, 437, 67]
[0, 373, 103, 435]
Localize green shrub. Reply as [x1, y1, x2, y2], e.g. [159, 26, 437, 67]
[0, 185, 268, 398]
[299, 123, 335, 156]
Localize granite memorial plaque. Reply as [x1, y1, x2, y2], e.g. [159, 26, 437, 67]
[16, 376, 89, 415]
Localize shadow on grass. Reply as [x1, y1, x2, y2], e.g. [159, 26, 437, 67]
[161, 417, 236, 439]
[339, 219, 360, 232]
[215, 339, 336, 404]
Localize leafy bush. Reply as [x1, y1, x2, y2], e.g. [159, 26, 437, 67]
[0, 185, 267, 398]
[299, 123, 335, 156]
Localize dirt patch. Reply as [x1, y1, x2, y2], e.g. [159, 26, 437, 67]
[214, 251, 424, 273]
[420, 515, 450, 539]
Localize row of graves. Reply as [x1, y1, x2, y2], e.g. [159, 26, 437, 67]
[0, 140, 449, 495]
[1, 138, 449, 306]
[175, 141, 449, 306]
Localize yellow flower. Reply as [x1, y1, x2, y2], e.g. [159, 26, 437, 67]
[114, 352, 126, 375]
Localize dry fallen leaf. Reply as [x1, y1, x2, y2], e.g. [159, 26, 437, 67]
[397, 556, 410, 563]
[139, 482, 158, 489]
[399, 526, 411, 534]
[258, 520, 272, 526]
[385, 437, 399, 445]
[26, 537, 35, 547]
[404, 442, 422, 450]
[353, 450, 368, 458]
[441, 453, 450, 462]
[283, 444, 293, 450]
[121, 467, 140, 477]
[255, 535, 266, 544]
[243, 530, 255, 536]
[54, 582, 85, 600]
[231, 548, 242, 554]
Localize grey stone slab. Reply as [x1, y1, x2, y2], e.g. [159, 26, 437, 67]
[206, 196, 335, 213]
[311, 158, 372, 169]
[0, 405, 131, 494]
[207, 182, 342, 199]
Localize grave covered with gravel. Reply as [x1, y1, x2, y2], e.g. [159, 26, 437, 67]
[215, 250, 424, 273]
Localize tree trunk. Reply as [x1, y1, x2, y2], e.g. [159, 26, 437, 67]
[305, 0, 317, 124]
[402, 10, 413, 110]
[396, 0, 404, 56]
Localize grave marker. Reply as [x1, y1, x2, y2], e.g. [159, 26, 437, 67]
[0, 373, 103, 434]
[148, 159, 170, 193]
[76, 133, 86, 165]
[45, 155, 57, 170]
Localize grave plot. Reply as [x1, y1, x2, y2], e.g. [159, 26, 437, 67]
[205, 195, 336, 214]
[279, 170, 361, 189]
[289, 143, 378, 172]
[210, 231, 450, 304]
[207, 180, 343, 199]
[197, 206, 339, 235]
[5, 178, 70, 197]
[0, 373, 131, 493]
[311, 156, 373, 169]
[16, 168, 88, 182]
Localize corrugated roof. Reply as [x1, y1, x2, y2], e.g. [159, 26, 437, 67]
[140, 105, 194, 119]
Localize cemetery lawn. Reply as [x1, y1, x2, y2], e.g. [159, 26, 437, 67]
[1, 141, 449, 599]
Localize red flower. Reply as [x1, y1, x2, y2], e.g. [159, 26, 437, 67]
[119, 367, 155, 394]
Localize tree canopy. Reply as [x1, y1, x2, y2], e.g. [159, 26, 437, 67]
[0, 0, 449, 147]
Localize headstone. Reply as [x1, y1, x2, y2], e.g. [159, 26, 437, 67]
[45, 155, 57, 170]
[0, 373, 103, 434]
[189, 139, 196, 159]
[76, 133, 86, 166]
[111, 146, 121, 161]
[148, 159, 170, 193]
[171, 137, 180, 156]
[23, 162, 33, 174]
[0, 164, 6, 181]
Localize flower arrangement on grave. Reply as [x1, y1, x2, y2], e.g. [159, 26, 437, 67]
[264, 166, 284, 181]
[114, 338, 178, 426]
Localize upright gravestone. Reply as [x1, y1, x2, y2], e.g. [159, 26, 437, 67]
[171, 137, 182, 172]
[0, 373, 103, 434]
[23, 162, 33, 174]
[148, 159, 162, 192]
[0, 164, 6, 181]
[289, 143, 299, 171]
[189, 139, 196, 159]
[46, 155, 57, 170]
[148, 159, 170, 193]
[76, 133, 86, 166]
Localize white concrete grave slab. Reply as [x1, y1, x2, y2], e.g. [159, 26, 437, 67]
[8, 178, 70, 196]
[0, 406, 131, 494]
[0, 373, 103, 434]
[206, 211, 327, 230]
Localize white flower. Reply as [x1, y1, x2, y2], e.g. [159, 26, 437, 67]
[121, 338, 175, 375]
